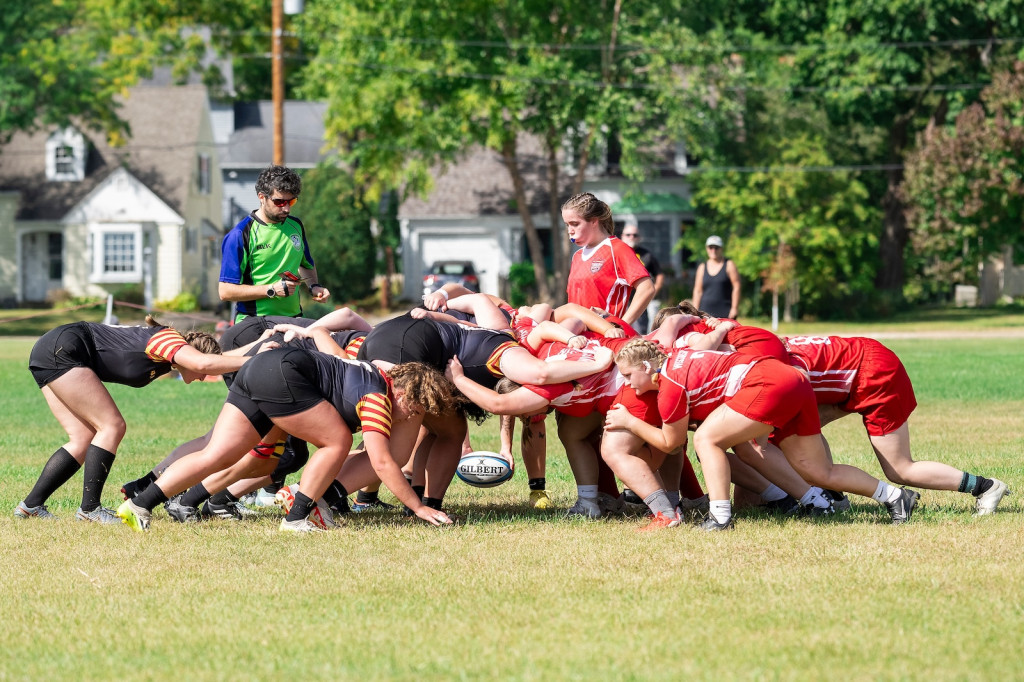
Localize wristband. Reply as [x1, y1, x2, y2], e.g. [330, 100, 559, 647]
[309, 282, 321, 290]
[437, 288, 449, 300]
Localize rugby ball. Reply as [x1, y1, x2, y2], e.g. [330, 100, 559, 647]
[456, 451, 513, 488]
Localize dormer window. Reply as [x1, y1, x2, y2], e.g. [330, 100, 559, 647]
[55, 145, 75, 175]
[45, 127, 86, 182]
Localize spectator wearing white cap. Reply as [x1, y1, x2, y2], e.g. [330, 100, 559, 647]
[692, 235, 741, 319]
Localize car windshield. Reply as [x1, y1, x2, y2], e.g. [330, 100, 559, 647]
[436, 263, 471, 275]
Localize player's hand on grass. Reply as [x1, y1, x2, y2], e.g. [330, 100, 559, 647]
[415, 506, 453, 526]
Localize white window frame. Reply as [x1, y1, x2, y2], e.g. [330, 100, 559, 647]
[89, 223, 143, 283]
[45, 127, 86, 182]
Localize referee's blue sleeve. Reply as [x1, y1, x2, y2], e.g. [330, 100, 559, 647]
[220, 229, 245, 284]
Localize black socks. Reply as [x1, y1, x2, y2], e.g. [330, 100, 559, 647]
[181, 483, 213, 508]
[285, 492, 315, 522]
[24, 447, 81, 508]
[322, 482, 351, 514]
[81, 445, 116, 512]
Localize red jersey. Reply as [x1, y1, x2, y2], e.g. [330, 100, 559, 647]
[783, 335, 916, 436]
[511, 315, 541, 354]
[783, 335, 864, 404]
[682, 319, 788, 360]
[523, 336, 631, 417]
[567, 236, 649, 319]
[657, 348, 759, 424]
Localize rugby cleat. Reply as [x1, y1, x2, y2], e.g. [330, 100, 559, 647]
[75, 506, 121, 524]
[14, 501, 57, 520]
[975, 479, 1009, 515]
[885, 487, 920, 525]
[638, 510, 682, 532]
[116, 499, 152, 532]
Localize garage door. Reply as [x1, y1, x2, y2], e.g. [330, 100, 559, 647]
[420, 236, 502, 296]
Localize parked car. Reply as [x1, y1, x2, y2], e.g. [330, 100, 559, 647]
[422, 260, 480, 295]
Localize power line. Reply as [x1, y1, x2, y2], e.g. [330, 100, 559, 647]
[0, 136, 907, 174]
[219, 28, 1024, 56]
[257, 55, 990, 95]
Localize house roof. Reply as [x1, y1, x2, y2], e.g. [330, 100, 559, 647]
[221, 100, 330, 168]
[399, 134, 574, 220]
[0, 84, 210, 220]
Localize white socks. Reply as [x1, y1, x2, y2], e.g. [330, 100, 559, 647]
[799, 486, 832, 509]
[709, 499, 732, 524]
[760, 484, 788, 503]
[871, 480, 901, 504]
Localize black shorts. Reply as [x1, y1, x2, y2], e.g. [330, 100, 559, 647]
[28, 323, 96, 388]
[357, 314, 447, 371]
[223, 391, 275, 436]
[229, 347, 325, 418]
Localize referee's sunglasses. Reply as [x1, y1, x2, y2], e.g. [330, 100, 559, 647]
[264, 195, 297, 207]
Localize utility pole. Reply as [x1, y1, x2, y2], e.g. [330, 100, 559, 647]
[271, 0, 284, 165]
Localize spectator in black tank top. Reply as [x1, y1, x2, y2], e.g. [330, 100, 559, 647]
[692, 235, 741, 319]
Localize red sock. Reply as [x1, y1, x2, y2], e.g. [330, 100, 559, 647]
[679, 455, 705, 498]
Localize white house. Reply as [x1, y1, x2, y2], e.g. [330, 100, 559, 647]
[0, 85, 223, 307]
[398, 133, 695, 302]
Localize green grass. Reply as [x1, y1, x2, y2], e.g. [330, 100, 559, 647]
[766, 304, 1024, 335]
[1, 336, 1022, 680]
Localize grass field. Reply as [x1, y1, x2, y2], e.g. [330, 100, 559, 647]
[1, 332, 1022, 680]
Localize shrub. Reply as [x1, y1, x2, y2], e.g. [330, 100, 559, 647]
[155, 292, 199, 313]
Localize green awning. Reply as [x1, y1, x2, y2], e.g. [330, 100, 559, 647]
[612, 192, 692, 214]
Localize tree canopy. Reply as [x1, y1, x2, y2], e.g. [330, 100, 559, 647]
[0, 1, 262, 145]
[902, 61, 1024, 297]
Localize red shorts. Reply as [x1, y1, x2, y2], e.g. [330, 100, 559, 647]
[599, 384, 661, 426]
[726, 360, 821, 442]
[844, 341, 916, 436]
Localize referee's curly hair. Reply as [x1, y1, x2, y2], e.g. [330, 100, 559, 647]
[255, 165, 302, 197]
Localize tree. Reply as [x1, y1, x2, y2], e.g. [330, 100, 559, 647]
[901, 61, 1024, 299]
[0, 1, 263, 145]
[690, 106, 880, 319]
[298, 164, 377, 301]
[753, 1, 1019, 300]
[675, 0, 1022, 308]
[295, 0, 671, 303]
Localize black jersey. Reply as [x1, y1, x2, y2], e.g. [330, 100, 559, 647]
[29, 322, 188, 389]
[219, 316, 316, 351]
[231, 347, 394, 437]
[358, 313, 516, 389]
[308, 352, 394, 436]
[88, 323, 189, 387]
[431, 320, 518, 389]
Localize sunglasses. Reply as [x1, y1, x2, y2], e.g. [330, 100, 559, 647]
[266, 196, 297, 207]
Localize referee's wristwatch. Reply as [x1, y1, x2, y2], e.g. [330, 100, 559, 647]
[266, 283, 278, 298]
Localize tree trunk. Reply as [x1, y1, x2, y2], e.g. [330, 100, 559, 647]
[878, 123, 909, 294]
[547, 137, 569, 303]
[502, 136, 553, 302]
